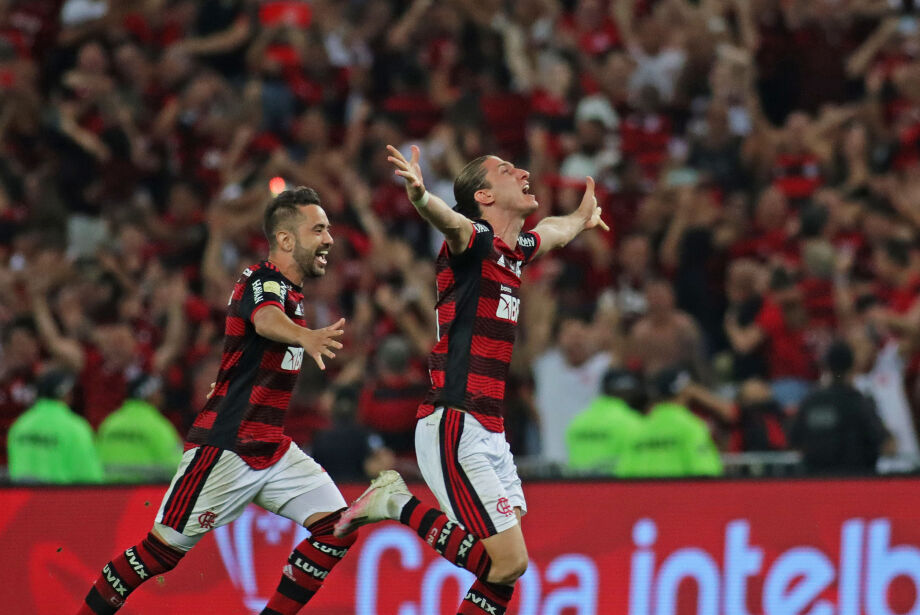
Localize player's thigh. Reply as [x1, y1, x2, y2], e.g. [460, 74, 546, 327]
[254, 444, 346, 525]
[154, 446, 263, 549]
[417, 408, 519, 539]
[485, 430, 527, 517]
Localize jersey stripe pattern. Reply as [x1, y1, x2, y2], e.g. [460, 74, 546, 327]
[418, 221, 540, 432]
[186, 261, 306, 469]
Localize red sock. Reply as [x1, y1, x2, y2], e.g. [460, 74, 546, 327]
[400, 497, 491, 578]
[77, 532, 185, 615]
[260, 511, 357, 615]
[457, 578, 515, 615]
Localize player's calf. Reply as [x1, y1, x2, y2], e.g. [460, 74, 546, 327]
[77, 532, 186, 615]
[458, 578, 516, 615]
[260, 510, 358, 615]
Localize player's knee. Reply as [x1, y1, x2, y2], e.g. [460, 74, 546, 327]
[490, 553, 528, 584]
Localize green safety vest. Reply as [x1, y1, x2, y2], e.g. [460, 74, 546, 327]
[617, 401, 723, 478]
[96, 399, 183, 483]
[566, 396, 643, 475]
[8, 398, 103, 483]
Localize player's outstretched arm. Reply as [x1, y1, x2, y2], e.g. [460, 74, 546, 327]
[252, 305, 345, 370]
[387, 144, 473, 255]
[531, 176, 609, 257]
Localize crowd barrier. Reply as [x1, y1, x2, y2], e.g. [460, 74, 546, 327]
[3, 478, 919, 614]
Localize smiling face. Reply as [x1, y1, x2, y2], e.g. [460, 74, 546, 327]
[289, 204, 334, 279]
[476, 156, 538, 216]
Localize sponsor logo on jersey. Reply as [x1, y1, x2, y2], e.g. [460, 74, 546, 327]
[252, 280, 264, 304]
[496, 255, 521, 275]
[281, 346, 304, 371]
[295, 303, 304, 316]
[243, 268, 253, 277]
[474, 222, 490, 234]
[518, 234, 535, 248]
[496, 293, 520, 323]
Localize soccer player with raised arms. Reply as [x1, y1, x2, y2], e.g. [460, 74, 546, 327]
[335, 146, 608, 615]
[77, 187, 354, 615]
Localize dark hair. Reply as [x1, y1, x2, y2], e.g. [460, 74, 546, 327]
[263, 186, 321, 248]
[883, 238, 911, 268]
[824, 339, 854, 377]
[453, 156, 491, 220]
[2, 316, 36, 343]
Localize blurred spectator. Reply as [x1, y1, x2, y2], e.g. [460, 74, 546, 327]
[617, 366, 723, 478]
[627, 278, 708, 380]
[528, 307, 612, 465]
[565, 367, 644, 475]
[96, 373, 183, 483]
[311, 385, 395, 483]
[8, 368, 102, 483]
[0, 317, 39, 464]
[726, 267, 818, 409]
[357, 334, 428, 456]
[851, 327, 920, 460]
[791, 340, 892, 474]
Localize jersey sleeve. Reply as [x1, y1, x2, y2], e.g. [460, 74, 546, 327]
[239, 268, 287, 323]
[518, 230, 541, 265]
[449, 219, 495, 265]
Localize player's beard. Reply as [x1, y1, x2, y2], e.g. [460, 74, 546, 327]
[294, 238, 327, 279]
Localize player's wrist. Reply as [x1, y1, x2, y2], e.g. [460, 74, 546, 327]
[410, 191, 430, 208]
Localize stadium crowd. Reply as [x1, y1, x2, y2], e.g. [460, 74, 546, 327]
[1, 0, 919, 482]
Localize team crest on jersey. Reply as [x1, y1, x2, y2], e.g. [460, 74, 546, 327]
[281, 346, 304, 371]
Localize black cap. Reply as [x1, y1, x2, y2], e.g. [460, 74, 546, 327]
[825, 339, 854, 377]
[648, 366, 691, 399]
[36, 369, 76, 400]
[128, 373, 162, 400]
[602, 368, 641, 398]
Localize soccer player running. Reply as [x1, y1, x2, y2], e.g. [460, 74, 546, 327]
[78, 187, 355, 615]
[334, 146, 608, 615]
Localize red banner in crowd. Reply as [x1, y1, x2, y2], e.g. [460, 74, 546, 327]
[2, 478, 919, 614]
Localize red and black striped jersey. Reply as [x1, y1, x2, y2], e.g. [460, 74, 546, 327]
[418, 220, 541, 432]
[186, 261, 307, 469]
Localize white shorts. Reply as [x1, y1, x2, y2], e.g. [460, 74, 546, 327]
[415, 407, 526, 538]
[154, 444, 345, 549]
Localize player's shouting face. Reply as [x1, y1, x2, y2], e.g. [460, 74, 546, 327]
[288, 204, 334, 279]
[479, 156, 538, 215]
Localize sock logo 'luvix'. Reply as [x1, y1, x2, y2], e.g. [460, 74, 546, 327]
[465, 590, 499, 614]
[103, 564, 128, 597]
[291, 555, 329, 581]
[310, 540, 348, 558]
[125, 548, 149, 579]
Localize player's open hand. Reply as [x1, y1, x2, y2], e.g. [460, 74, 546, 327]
[579, 177, 610, 232]
[387, 144, 426, 204]
[301, 317, 346, 370]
